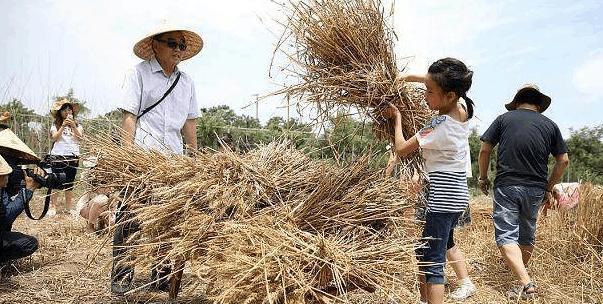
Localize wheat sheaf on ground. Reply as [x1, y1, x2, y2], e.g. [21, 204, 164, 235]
[82, 134, 420, 303]
[271, 0, 432, 155]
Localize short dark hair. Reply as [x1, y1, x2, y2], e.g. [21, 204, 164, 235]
[428, 58, 475, 119]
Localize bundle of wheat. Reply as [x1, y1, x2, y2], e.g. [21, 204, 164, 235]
[82, 135, 419, 302]
[272, 0, 432, 147]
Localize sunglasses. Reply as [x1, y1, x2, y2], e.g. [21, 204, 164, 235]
[154, 38, 187, 51]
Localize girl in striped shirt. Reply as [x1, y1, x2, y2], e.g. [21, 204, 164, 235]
[384, 58, 475, 304]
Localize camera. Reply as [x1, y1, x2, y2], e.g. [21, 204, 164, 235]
[25, 155, 67, 189]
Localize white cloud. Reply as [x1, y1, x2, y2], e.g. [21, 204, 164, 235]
[572, 50, 603, 103]
[393, 0, 509, 72]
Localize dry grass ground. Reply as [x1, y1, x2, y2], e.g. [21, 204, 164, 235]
[1, 195, 601, 304]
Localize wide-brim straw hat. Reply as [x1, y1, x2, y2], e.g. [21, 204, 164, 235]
[50, 98, 80, 117]
[505, 84, 551, 113]
[0, 154, 12, 175]
[133, 21, 203, 61]
[0, 128, 40, 164]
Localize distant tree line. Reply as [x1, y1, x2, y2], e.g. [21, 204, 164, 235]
[2, 91, 601, 184]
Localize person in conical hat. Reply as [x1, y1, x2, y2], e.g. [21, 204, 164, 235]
[112, 21, 203, 295]
[119, 20, 202, 155]
[1, 144, 41, 264]
[0, 128, 40, 164]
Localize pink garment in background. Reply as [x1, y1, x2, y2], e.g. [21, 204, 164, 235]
[553, 183, 580, 210]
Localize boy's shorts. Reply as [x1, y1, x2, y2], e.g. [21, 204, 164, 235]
[493, 185, 545, 246]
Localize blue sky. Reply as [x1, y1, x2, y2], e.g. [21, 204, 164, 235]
[1, 0, 601, 137]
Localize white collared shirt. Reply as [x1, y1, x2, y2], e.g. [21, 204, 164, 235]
[120, 57, 199, 155]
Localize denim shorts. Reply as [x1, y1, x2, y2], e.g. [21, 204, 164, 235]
[493, 185, 545, 246]
[416, 211, 461, 284]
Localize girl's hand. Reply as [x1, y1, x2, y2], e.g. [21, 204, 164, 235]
[64, 118, 75, 127]
[382, 103, 400, 119]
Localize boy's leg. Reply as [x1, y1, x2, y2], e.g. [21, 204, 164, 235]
[493, 186, 532, 287]
[519, 245, 534, 266]
[498, 244, 531, 285]
[518, 187, 545, 266]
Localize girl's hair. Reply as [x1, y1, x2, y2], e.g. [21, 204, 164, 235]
[428, 57, 475, 119]
[53, 103, 76, 129]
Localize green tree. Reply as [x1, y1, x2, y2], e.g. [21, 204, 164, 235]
[196, 105, 268, 151]
[565, 125, 603, 184]
[316, 112, 387, 167]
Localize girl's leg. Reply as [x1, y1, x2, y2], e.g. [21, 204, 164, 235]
[50, 191, 59, 214]
[419, 274, 427, 302]
[447, 245, 469, 280]
[447, 234, 476, 300]
[426, 283, 445, 304]
[65, 190, 73, 211]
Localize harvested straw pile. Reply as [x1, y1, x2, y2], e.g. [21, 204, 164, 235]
[82, 135, 419, 303]
[273, 0, 432, 143]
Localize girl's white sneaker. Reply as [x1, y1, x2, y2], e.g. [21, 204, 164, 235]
[450, 281, 476, 300]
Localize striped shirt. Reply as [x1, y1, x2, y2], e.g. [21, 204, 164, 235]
[427, 171, 469, 213]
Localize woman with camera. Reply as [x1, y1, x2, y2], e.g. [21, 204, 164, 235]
[48, 99, 83, 215]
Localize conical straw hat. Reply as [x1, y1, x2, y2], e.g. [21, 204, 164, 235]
[133, 20, 203, 61]
[0, 128, 40, 164]
[0, 154, 12, 175]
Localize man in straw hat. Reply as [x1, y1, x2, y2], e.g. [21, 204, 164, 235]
[0, 132, 41, 263]
[478, 84, 569, 300]
[112, 21, 203, 295]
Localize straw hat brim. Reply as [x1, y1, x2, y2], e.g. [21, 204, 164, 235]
[0, 154, 12, 175]
[0, 129, 40, 164]
[51, 99, 80, 117]
[505, 87, 551, 113]
[133, 29, 203, 61]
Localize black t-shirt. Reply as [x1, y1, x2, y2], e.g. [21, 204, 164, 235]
[481, 109, 568, 190]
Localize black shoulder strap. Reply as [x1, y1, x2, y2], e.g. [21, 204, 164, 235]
[24, 188, 51, 220]
[137, 72, 181, 119]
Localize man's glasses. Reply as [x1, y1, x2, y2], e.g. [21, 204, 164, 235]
[154, 38, 187, 51]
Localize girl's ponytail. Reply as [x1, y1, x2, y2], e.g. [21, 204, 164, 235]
[462, 94, 474, 120]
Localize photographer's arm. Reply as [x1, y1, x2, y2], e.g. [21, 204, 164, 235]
[1, 175, 39, 228]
